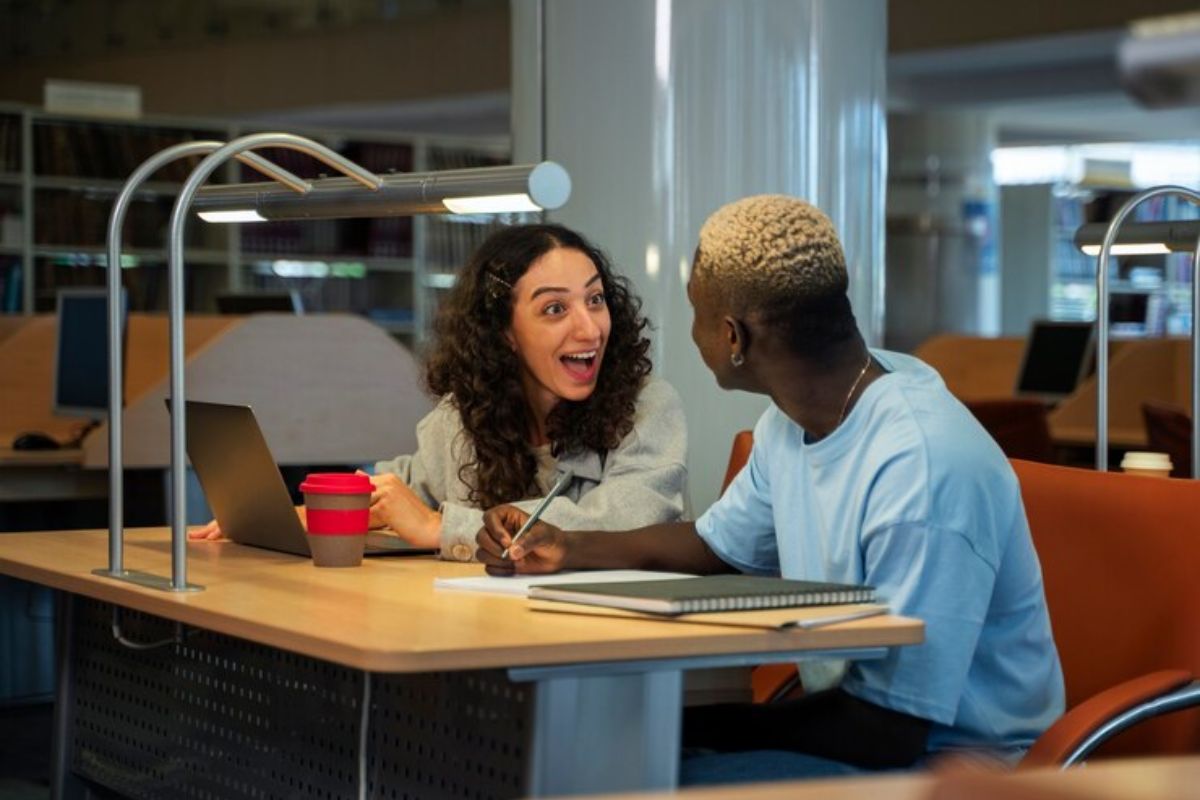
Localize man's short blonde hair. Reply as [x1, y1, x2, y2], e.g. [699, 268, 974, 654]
[694, 195, 855, 356]
[694, 194, 847, 312]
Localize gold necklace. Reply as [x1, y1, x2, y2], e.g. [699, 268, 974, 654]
[837, 353, 873, 426]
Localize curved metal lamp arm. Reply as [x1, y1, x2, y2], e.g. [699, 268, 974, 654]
[1092, 185, 1200, 473]
[238, 151, 313, 193]
[101, 141, 310, 587]
[163, 133, 383, 591]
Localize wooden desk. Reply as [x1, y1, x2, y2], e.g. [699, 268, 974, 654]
[0, 528, 922, 798]
[560, 756, 1200, 800]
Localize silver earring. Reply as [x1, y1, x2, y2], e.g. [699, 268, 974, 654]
[730, 352, 745, 367]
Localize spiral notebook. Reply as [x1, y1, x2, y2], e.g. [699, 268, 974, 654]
[528, 574, 875, 616]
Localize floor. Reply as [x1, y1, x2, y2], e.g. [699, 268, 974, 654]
[0, 703, 52, 799]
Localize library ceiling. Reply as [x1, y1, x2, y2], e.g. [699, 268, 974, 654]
[0, 0, 506, 64]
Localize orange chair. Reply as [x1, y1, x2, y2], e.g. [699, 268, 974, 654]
[965, 398, 1055, 463]
[1012, 459, 1200, 766]
[730, 438, 1200, 764]
[721, 430, 755, 494]
[721, 431, 805, 704]
[1142, 402, 1193, 478]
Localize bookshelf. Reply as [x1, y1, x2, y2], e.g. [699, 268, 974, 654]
[1000, 183, 1198, 339]
[0, 104, 513, 343]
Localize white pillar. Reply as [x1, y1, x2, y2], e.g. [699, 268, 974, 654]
[886, 110, 1000, 351]
[513, 0, 887, 511]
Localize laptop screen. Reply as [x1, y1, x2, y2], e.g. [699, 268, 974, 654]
[1015, 321, 1095, 402]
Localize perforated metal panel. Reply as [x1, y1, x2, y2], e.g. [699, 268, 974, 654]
[68, 599, 532, 800]
[370, 673, 528, 799]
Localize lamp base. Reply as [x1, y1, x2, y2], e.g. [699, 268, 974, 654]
[92, 568, 204, 592]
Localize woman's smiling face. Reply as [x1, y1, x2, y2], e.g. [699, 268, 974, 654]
[506, 246, 612, 421]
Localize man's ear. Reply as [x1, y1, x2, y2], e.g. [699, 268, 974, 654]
[725, 316, 750, 361]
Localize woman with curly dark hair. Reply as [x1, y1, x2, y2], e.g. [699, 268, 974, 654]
[367, 222, 688, 560]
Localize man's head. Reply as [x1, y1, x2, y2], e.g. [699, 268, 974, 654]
[688, 195, 858, 386]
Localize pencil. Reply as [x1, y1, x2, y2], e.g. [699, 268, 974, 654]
[501, 469, 574, 559]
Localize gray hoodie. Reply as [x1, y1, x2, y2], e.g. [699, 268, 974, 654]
[374, 378, 690, 561]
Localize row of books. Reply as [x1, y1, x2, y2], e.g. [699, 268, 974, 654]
[240, 217, 413, 259]
[32, 120, 223, 182]
[0, 258, 21, 313]
[29, 261, 223, 312]
[33, 189, 226, 250]
[427, 144, 507, 172]
[424, 216, 510, 272]
[243, 271, 413, 318]
[0, 114, 19, 173]
[12, 259, 419, 318]
[236, 140, 415, 182]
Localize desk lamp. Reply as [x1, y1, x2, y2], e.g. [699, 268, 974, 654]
[1072, 186, 1200, 476]
[101, 132, 572, 592]
[97, 140, 313, 591]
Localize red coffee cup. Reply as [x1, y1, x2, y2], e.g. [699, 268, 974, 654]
[300, 472, 372, 567]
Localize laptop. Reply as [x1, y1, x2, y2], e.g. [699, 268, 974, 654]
[178, 400, 436, 558]
[1013, 320, 1096, 404]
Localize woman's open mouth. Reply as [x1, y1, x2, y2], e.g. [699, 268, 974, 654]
[560, 349, 600, 382]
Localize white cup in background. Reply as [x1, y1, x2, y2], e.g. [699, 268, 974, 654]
[1120, 451, 1173, 478]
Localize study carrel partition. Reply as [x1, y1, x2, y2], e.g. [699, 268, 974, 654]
[914, 334, 1192, 451]
[0, 312, 431, 485]
[81, 312, 432, 468]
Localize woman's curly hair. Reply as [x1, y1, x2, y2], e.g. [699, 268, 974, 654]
[424, 223, 652, 509]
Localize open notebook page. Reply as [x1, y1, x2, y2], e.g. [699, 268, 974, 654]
[433, 570, 695, 597]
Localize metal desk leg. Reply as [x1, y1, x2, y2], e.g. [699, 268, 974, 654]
[50, 592, 85, 800]
[525, 669, 682, 797]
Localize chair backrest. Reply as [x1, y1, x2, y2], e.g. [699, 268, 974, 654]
[1011, 459, 1200, 758]
[721, 430, 754, 495]
[1142, 402, 1193, 478]
[965, 398, 1054, 463]
[721, 430, 806, 703]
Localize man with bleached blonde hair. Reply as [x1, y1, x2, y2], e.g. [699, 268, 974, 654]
[477, 195, 1064, 784]
[693, 193, 854, 359]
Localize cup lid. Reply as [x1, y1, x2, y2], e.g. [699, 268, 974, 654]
[300, 472, 373, 495]
[1120, 451, 1173, 469]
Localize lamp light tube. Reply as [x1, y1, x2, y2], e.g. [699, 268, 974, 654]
[197, 209, 267, 223]
[1080, 243, 1171, 256]
[1074, 220, 1200, 254]
[193, 161, 571, 222]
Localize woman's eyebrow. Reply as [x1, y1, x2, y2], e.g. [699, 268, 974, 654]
[529, 272, 602, 300]
[530, 285, 568, 300]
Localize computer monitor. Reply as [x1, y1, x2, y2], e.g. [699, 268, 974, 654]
[215, 290, 303, 315]
[1014, 320, 1096, 403]
[53, 287, 127, 419]
[1110, 292, 1151, 337]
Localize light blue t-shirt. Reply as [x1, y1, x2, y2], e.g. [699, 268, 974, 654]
[695, 350, 1064, 757]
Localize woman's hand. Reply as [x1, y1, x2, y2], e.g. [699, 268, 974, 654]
[187, 505, 307, 541]
[364, 471, 441, 549]
[475, 505, 569, 576]
[188, 519, 224, 540]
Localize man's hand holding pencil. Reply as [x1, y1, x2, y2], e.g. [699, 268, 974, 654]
[476, 506, 570, 576]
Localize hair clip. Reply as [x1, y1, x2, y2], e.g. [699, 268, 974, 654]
[486, 271, 514, 291]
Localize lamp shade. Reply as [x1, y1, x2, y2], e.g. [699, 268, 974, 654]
[194, 161, 571, 221]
